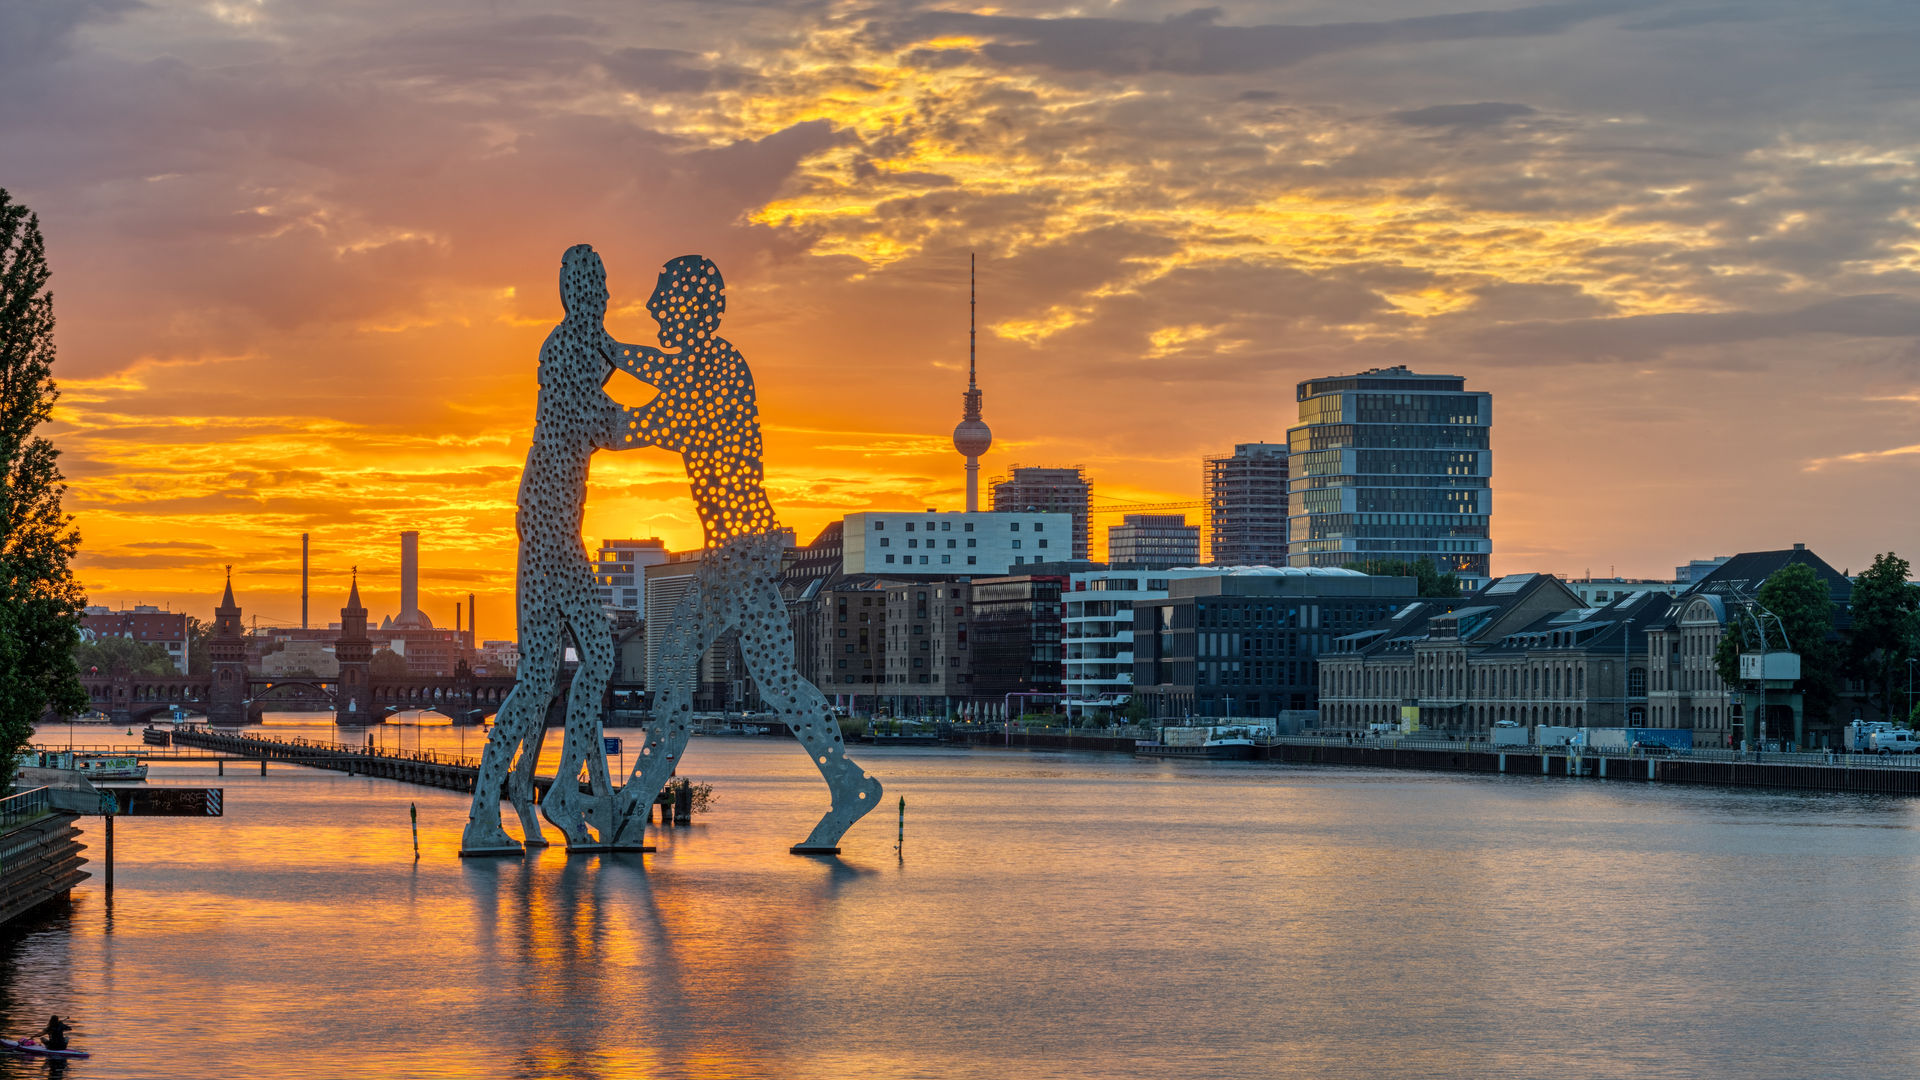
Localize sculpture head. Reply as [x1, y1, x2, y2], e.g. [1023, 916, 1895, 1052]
[647, 254, 725, 349]
[558, 244, 609, 324]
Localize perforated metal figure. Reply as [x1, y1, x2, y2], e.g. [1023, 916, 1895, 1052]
[607, 255, 883, 852]
[461, 244, 646, 855]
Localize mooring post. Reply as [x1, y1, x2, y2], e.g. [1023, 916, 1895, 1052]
[218, 758, 224, 776]
[259, 758, 266, 775]
[897, 795, 905, 856]
[674, 782, 692, 826]
[104, 814, 114, 892]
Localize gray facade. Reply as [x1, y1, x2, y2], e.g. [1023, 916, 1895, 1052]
[1131, 568, 1417, 720]
[1204, 443, 1288, 566]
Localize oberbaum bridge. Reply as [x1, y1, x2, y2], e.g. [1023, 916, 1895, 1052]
[80, 576, 569, 728]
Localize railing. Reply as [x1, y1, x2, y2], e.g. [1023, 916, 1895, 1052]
[1255, 734, 1920, 769]
[184, 730, 484, 771]
[0, 787, 51, 829]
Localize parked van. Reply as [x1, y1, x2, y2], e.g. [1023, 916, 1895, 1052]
[1490, 720, 1528, 748]
[1870, 729, 1920, 754]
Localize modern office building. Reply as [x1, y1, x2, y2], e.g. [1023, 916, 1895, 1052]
[842, 511, 1073, 576]
[1285, 366, 1492, 587]
[969, 574, 1066, 716]
[80, 605, 189, 674]
[1063, 567, 1220, 718]
[595, 537, 671, 613]
[991, 466, 1091, 561]
[1567, 577, 1684, 606]
[1674, 556, 1732, 584]
[1107, 514, 1200, 571]
[1132, 567, 1417, 722]
[1204, 443, 1289, 566]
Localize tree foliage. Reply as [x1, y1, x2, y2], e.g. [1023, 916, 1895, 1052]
[1342, 557, 1462, 598]
[73, 636, 178, 678]
[1846, 552, 1920, 724]
[0, 190, 86, 783]
[1713, 563, 1840, 723]
[185, 615, 211, 675]
[371, 649, 410, 677]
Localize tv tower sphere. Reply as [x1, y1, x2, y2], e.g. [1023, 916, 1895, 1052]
[954, 416, 992, 458]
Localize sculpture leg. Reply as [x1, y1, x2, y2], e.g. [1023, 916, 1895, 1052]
[542, 612, 618, 849]
[462, 609, 558, 854]
[610, 579, 716, 847]
[733, 548, 882, 852]
[510, 717, 552, 847]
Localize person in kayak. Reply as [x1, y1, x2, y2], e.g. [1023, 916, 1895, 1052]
[37, 1015, 69, 1051]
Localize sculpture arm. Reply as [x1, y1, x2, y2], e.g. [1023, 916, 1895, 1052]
[607, 339, 683, 385]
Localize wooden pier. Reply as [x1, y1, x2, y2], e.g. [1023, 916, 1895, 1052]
[168, 729, 499, 794]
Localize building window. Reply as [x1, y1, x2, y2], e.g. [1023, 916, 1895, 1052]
[1034, 522, 1045, 532]
[1038, 539, 1049, 549]
[1015, 556, 1024, 565]
[1628, 668, 1646, 696]
[965, 522, 975, 532]
[967, 556, 977, 565]
[906, 522, 915, 532]
[947, 539, 957, 549]
[885, 555, 895, 564]
[942, 521, 952, 531]
[967, 538, 977, 548]
[942, 555, 952, 564]
[874, 521, 885, 530]
[920, 556, 929, 565]
[1010, 523, 1020, 532]
[1012, 540, 1022, 549]
[880, 537, 890, 547]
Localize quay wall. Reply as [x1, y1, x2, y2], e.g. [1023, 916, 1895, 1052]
[0, 813, 88, 930]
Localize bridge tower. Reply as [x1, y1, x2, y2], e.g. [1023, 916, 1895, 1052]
[207, 568, 248, 725]
[336, 571, 373, 724]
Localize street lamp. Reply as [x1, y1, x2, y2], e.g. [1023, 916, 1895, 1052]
[1906, 657, 1916, 726]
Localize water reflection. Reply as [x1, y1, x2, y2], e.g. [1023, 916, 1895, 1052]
[12, 720, 1920, 1078]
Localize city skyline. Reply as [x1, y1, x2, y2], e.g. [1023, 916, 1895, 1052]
[17, 1, 1920, 625]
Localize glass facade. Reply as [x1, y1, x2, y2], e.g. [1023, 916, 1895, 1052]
[1284, 367, 1492, 585]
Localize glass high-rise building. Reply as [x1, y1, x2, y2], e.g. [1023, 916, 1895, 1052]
[1285, 366, 1492, 586]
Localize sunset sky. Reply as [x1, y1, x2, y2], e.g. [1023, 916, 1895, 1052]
[9, 0, 1920, 636]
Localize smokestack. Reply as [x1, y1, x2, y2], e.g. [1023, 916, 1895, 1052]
[468, 592, 476, 644]
[456, 602, 463, 634]
[400, 531, 420, 624]
[301, 533, 309, 630]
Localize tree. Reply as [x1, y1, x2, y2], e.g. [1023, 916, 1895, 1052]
[0, 190, 86, 783]
[1845, 552, 1920, 724]
[1343, 557, 1462, 598]
[73, 636, 178, 678]
[371, 649, 409, 677]
[186, 615, 211, 675]
[1713, 563, 1840, 725]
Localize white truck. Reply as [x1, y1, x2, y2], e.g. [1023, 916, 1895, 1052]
[1869, 728, 1920, 755]
[1839, 720, 1896, 752]
[1490, 720, 1528, 747]
[1534, 725, 1580, 748]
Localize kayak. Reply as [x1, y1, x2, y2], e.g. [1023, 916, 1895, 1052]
[1, 1037, 89, 1059]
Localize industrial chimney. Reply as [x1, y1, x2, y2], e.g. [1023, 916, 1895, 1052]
[400, 531, 421, 626]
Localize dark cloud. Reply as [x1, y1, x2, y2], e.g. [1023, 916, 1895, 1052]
[879, 1, 1647, 76]
[600, 47, 747, 93]
[1391, 102, 1536, 128]
[0, 0, 139, 69]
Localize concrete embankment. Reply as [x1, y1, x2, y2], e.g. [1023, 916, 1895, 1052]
[0, 798, 88, 929]
[949, 728, 1920, 796]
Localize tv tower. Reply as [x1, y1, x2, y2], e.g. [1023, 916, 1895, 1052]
[952, 253, 993, 511]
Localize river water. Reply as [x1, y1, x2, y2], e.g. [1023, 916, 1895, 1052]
[7, 716, 1920, 1079]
